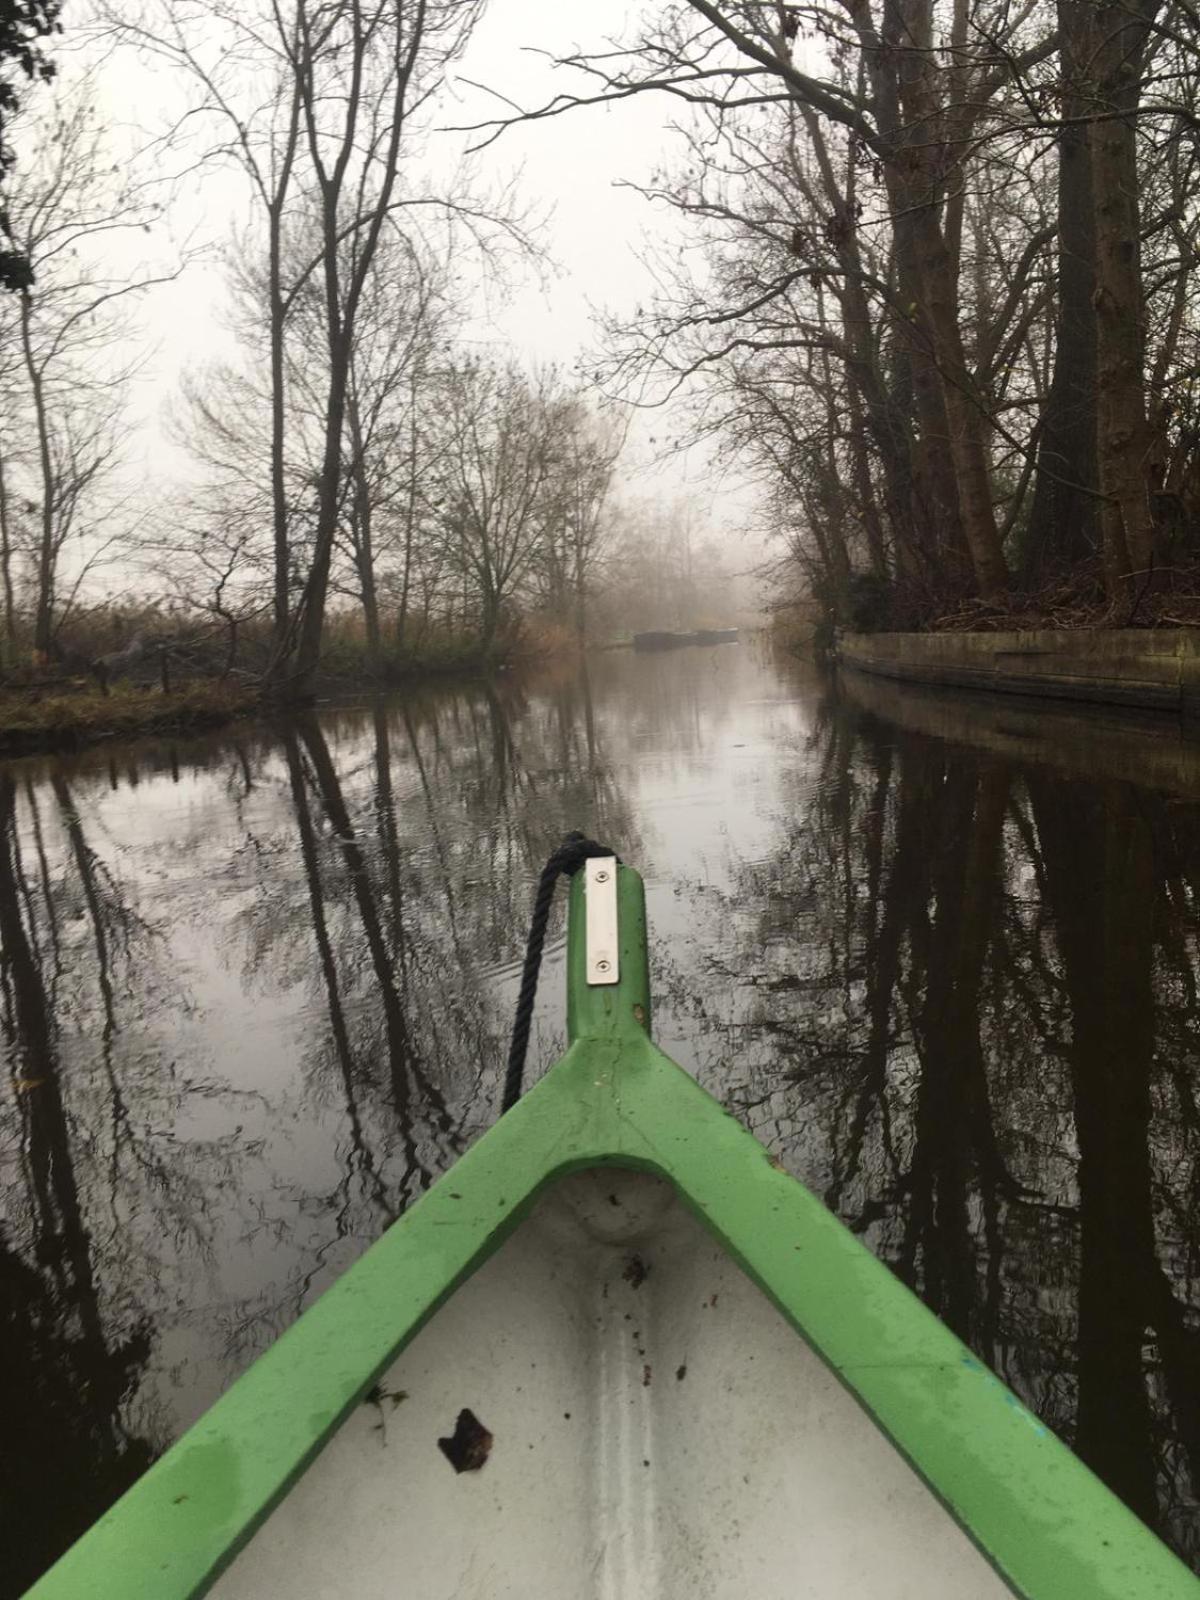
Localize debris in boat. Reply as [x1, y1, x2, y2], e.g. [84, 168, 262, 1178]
[365, 1383, 409, 1438]
[633, 1003, 647, 1027]
[608, 1193, 621, 1206]
[438, 1408, 493, 1473]
[676, 1364, 687, 1381]
[365, 1383, 408, 1410]
[623, 1254, 649, 1289]
[642, 1364, 652, 1387]
[564, 1412, 572, 1420]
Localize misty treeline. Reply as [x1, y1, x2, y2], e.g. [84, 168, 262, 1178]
[0, 0, 743, 695]
[494, 1, 1200, 631]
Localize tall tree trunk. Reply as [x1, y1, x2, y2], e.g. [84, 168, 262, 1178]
[358, 509, 381, 669]
[396, 378, 419, 650]
[1023, 0, 1100, 583]
[572, 552, 587, 645]
[865, 0, 1007, 599]
[921, 221, 1009, 598]
[480, 585, 501, 663]
[801, 109, 905, 580]
[1089, 1, 1162, 596]
[1029, 775, 1159, 1520]
[20, 294, 57, 656]
[846, 382, 889, 581]
[283, 730, 393, 1215]
[294, 330, 351, 690]
[817, 321, 855, 604]
[269, 205, 293, 655]
[0, 447, 15, 662]
[299, 716, 459, 1186]
[347, 389, 381, 672]
[892, 17, 1008, 601]
[286, 0, 430, 696]
[906, 760, 1011, 1348]
[890, 200, 973, 585]
[267, 59, 304, 658]
[0, 774, 154, 1593]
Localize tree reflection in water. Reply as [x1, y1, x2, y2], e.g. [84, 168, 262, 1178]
[0, 645, 1198, 1587]
[0, 771, 154, 1597]
[699, 684, 1200, 1566]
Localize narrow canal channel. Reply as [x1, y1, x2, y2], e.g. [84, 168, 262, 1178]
[2, 637, 1199, 1591]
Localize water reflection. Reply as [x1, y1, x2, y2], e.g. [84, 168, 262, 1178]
[702, 674, 1200, 1565]
[0, 770, 154, 1596]
[0, 643, 1198, 1588]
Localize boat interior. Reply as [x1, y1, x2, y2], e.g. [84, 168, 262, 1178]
[212, 1166, 1016, 1599]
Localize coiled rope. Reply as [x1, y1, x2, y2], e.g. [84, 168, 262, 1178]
[501, 831, 619, 1114]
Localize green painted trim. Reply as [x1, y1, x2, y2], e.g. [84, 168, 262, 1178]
[26, 867, 1200, 1600]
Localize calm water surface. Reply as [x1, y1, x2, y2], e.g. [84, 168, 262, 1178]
[3, 639, 1199, 1590]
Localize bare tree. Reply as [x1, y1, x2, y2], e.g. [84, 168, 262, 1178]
[105, 0, 311, 656]
[1086, 0, 1163, 592]
[467, 3, 1064, 601]
[435, 359, 564, 659]
[113, 0, 538, 689]
[461, 0, 1200, 622]
[277, 0, 485, 688]
[0, 86, 180, 656]
[531, 395, 624, 643]
[335, 226, 455, 670]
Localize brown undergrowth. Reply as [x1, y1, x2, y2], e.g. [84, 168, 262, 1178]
[0, 680, 259, 755]
[902, 558, 1200, 633]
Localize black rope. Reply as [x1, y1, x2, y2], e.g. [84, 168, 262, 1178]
[501, 831, 618, 1114]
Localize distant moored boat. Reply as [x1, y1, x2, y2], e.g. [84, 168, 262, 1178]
[633, 627, 739, 650]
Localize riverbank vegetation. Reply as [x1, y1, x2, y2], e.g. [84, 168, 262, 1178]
[0, 4, 758, 738]
[480, 4, 1200, 637]
[0, 679, 258, 755]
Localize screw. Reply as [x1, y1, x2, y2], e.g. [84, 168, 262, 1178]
[596, 958, 611, 973]
[595, 869, 609, 882]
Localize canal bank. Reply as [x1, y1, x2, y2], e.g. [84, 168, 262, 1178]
[839, 661, 1200, 801]
[837, 628, 1200, 717]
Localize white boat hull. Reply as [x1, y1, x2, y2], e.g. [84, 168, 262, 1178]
[213, 1168, 1014, 1599]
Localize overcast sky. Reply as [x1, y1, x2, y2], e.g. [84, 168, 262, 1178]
[450, 6, 684, 353]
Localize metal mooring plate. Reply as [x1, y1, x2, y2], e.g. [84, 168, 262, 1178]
[584, 856, 619, 985]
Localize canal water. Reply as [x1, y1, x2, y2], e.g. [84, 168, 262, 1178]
[2, 638, 1198, 1591]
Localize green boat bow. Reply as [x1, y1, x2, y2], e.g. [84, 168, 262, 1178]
[26, 865, 1200, 1599]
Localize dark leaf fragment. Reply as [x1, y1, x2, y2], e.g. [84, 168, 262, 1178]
[438, 1408, 493, 1473]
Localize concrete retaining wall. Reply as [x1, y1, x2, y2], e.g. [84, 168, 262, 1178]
[837, 629, 1200, 716]
[840, 663, 1200, 801]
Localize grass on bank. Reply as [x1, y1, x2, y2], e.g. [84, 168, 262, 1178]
[0, 611, 583, 753]
[315, 616, 578, 681]
[0, 679, 260, 754]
